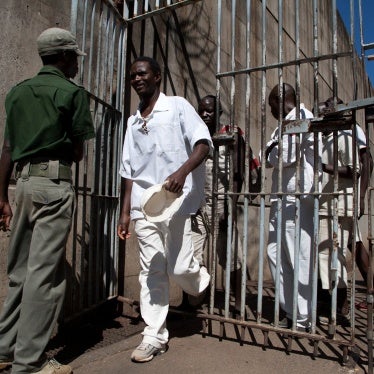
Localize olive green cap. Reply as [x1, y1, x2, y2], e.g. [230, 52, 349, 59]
[37, 27, 86, 56]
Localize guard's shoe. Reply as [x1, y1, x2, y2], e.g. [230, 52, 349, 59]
[0, 358, 12, 370]
[34, 359, 72, 373]
[131, 342, 167, 363]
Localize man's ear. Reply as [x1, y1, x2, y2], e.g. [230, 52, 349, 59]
[155, 72, 161, 85]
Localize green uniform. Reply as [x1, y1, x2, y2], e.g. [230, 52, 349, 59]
[0, 65, 94, 373]
[5, 65, 94, 162]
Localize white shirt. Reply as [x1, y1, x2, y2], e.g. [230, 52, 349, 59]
[120, 93, 213, 219]
[265, 104, 321, 202]
[355, 124, 367, 150]
[341, 124, 367, 150]
[319, 130, 360, 217]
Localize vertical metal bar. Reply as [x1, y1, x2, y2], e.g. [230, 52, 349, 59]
[310, 0, 320, 335]
[329, 128, 339, 336]
[134, 0, 139, 16]
[86, 0, 97, 306]
[123, 0, 130, 19]
[240, 0, 251, 321]
[210, 0, 222, 316]
[327, 0, 339, 337]
[70, 0, 79, 34]
[78, 0, 90, 309]
[349, 0, 357, 101]
[88, 99, 100, 305]
[274, 0, 284, 328]
[291, 0, 302, 331]
[78, 0, 89, 85]
[108, 22, 117, 296]
[351, 118, 358, 342]
[114, 24, 127, 298]
[223, 0, 236, 320]
[257, 0, 267, 324]
[69, 0, 79, 312]
[101, 6, 111, 296]
[367, 117, 374, 374]
[87, 0, 97, 92]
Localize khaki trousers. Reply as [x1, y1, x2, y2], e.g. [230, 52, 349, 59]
[0, 175, 74, 373]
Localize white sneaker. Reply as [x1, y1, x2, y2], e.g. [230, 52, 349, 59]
[131, 342, 166, 363]
[34, 359, 72, 373]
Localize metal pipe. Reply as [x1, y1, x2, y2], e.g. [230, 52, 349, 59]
[257, 0, 268, 324]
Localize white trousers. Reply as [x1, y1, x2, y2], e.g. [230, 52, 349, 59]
[267, 197, 314, 323]
[134, 216, 210, 347]
[319, 216, 351, 290]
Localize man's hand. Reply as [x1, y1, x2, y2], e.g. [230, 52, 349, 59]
[164, 141, 210, 194]
[164, 171, 187, 194]
[117, 212, 131, 240]
[0, 201, 12, 231]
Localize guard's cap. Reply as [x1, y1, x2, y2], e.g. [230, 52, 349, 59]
[37, 27, 86, 56]
[141, 183, 184, 223]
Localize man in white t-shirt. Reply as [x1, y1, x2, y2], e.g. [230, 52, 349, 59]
[117, 56, 213, 362]
[265, 83, 320, 331]
[319, 97, 372, 315]
[318, 125, 360, 323]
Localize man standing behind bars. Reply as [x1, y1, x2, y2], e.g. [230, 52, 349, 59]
[265, 83, 318, 331]
[117, 56, 212, 362]
[0, 28, 95, 373]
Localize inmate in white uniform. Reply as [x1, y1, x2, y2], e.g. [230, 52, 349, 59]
[266, 104, 320, 327]
[319, 130, 360, 289]
[120, 93, 213, 347]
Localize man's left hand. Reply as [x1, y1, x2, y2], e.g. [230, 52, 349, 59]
[0, 201, 12, 231]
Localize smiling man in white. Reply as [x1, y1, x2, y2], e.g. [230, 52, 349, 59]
[117, 56, 212, 363]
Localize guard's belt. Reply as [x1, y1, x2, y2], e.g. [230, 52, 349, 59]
[15, 159, 72, 181]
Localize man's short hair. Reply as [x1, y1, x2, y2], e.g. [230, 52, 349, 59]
[131, 56, 161, 75]
[200, 94, 223, 115]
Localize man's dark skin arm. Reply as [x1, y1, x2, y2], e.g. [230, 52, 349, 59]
[117, 178, 133, 240]
[322, 163, 359, 178]
[165, 140, 210, 193]
[72, 140, 85, 162]
[265, 140, 278, 163]
[0, 139, 14, 231]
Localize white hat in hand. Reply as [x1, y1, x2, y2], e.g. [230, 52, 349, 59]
[141, 183, 184, 223]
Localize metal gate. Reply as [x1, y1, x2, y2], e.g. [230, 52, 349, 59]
[210, 0, 373, 371]
[68, 0, 373, 371]
[65, 0, 127, 317]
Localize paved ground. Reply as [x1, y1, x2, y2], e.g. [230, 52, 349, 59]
[68, 309, 368, 374]
[0, 283, 371, 374]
